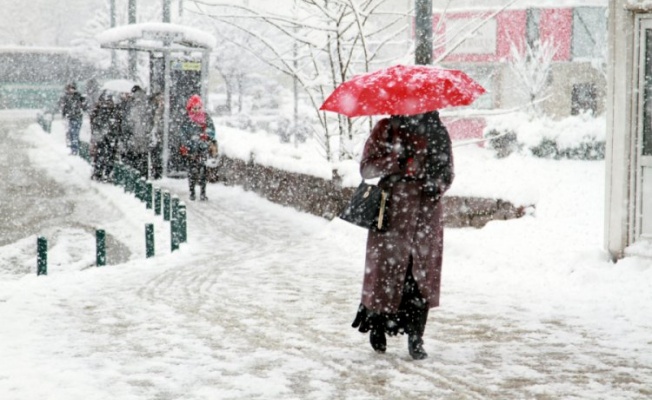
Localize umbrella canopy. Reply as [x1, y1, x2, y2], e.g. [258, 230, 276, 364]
[319, 64, 486, 117]
[101, 79, 137, 93]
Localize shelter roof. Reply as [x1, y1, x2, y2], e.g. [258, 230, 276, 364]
[97, 22, 216, 52]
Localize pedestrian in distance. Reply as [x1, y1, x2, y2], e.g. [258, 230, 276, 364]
[90, 91, 121, 182]
[351, 110, 454, 360]
[179, 94, 217, 201]
[120, 85, 152, 178]
[59, 82, 87, 155]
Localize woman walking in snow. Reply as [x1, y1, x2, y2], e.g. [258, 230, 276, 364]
[351, 110, 454, 360]
[179, 94, 217, 201]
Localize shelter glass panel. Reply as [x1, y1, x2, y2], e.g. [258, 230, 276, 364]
[643, 29, 652, 156]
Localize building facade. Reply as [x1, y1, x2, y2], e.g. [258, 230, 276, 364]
[411, 1, 605, 141]
[605, 0, 652, 259]
[433, 2, 607, 114]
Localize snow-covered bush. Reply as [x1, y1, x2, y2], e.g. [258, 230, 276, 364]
[484, 112, 606, 160]
[288, 119, 312, 144]
[265, 116, 313, 144]
[484, 129, 519, 158]
[223, 113, 256, 132]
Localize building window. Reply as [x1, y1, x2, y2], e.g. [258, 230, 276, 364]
[571, 83, 597, 115]
[461, 65, 495, 109]
[572, 7, 607, 60]
[526, 9, 540, 48]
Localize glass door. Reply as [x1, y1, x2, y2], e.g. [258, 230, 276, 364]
[635, 18, 652, 240]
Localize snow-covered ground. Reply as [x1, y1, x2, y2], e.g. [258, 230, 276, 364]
[0, 115, 651, 399]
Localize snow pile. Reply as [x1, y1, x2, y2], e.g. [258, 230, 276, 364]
[484, 112, 606, 158]
[217, 125, 333, 180]
[1, 114, 651, 399]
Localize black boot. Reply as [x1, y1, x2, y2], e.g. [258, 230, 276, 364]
[369, 329, 386, 353]
[408, 334, 428, 360]
[189, 187, 196, 201]
[407, 306, 429, 360]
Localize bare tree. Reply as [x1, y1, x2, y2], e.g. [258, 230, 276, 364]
[73, 0, 165, 80]
[188, 0, 410, 163]
[508, 38, 558, 116]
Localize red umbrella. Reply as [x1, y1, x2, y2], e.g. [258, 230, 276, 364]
[319, 64, 486, 117]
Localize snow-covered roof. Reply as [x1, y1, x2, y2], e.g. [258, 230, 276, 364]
[97, 22, 216, 51]
[625, 0, 652, 10]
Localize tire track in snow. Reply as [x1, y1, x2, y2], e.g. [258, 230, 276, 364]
[31, 163, 652, 398]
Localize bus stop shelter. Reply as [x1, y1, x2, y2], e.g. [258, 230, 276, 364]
[97, 22, 216, 177]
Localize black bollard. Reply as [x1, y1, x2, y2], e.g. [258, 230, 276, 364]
[37, 236, 47, 276]
[154, 187, 162, 216]
[171, 216, 180, 252]
[146, 181, 153, 209]
[163, 191, 171, 221]
[145, 223, 155, 258]
[171, 196, 179, 221]
[178, 203, 187, 243]
[96, 229, 106, 266]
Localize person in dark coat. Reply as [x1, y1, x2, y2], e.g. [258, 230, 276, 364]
[351, 110, 454, 360]
[180, 94, 217, 201]
[90, 91, 121, 182]
[121, 85, 152, 178]
[59, 82, 86, 155]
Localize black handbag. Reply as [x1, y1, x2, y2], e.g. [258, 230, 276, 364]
[339, 181, 388, 231]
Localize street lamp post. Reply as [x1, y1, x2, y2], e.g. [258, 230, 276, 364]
[415, 0, 433, 65]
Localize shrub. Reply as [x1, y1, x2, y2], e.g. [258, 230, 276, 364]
[224, 113, 256, 132]
[483, 113, 606, 160]
[485, 129, 519, 158]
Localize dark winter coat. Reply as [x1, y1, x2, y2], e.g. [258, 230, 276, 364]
[121, 90, 152, 154]
[90, 95, 121, 144]
[359, 111, 454, 314]
[179, 113, 216, 158]
[60, 91, 86, 120]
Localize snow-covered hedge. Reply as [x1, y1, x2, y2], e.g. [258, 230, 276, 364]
[483, 112, 606, 160]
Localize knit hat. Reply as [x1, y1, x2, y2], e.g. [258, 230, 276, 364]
[186, 94, 203, 113]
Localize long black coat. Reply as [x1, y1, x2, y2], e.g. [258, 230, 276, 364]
[60, 91, 86, 120]
[359, 112, 454, 314]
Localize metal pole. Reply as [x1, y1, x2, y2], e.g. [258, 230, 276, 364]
[163, 49, 171, 177]
[292, 0, 299, 128]
[110, 0, 117, 74]
[415, 0, 433, 65]
[201, 51, 210, 103]
[163, 0, 171, 23]
[128, 0, 138, 80]
[179, 0, 184, 19]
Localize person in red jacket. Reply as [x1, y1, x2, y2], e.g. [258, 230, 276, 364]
[179, 95, 217, 201]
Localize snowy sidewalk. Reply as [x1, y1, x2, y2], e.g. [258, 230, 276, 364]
[0, 118, 651, 399]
